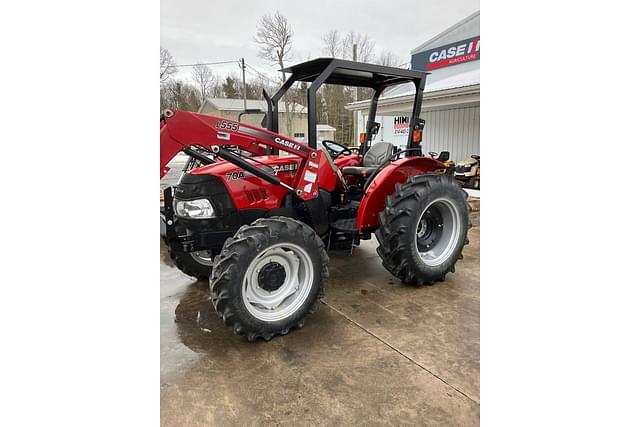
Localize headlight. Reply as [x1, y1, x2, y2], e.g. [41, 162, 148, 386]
[174, 199, 216, 218]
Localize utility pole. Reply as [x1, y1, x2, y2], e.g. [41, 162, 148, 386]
[352, 44, 358, 144]
[352, 44, 358, 103]
[241, 57, 247, 111]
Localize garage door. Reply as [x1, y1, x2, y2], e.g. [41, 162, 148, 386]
[422, 105, 480, 163]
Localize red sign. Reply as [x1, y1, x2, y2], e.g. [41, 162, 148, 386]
[411, 36, 480, 71]
[427, 37, 479, 70]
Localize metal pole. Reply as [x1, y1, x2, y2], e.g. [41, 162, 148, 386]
[352, 44, 357, 102]
[241, 57, 247, 111]
[352, 44, 357, 144]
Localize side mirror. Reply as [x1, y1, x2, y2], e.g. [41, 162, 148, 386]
[366, 120, 380, 137]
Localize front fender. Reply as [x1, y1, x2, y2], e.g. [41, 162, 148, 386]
[356, 156, 444, 231]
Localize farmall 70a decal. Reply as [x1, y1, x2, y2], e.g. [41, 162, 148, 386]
[411, 36, 480, 71]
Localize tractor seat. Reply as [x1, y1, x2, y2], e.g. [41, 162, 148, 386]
[342, 142, 394, 176]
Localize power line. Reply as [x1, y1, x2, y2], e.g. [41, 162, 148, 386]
[245, 66, 274, 82]
[167, 60, 239, 68]
[244, 67, 263, 80]
[245, 68, 279, 86]
[245, 63, 268, 77]
[246, 64, 276, 80]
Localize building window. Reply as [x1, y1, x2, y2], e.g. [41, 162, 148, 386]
[293, 132, 305, 138]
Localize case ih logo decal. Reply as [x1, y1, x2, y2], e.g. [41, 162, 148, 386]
[225, 163, 298, 181]
[411, 36, 480, 71]
[271, 163, 298, 175]
[274, 137, 302, 151]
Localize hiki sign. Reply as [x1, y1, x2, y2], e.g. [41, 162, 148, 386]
[393, 117, 410, 135]
[411, 36, 480, 71]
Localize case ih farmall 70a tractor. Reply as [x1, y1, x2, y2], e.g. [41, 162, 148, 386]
[160, 58, 470, 341]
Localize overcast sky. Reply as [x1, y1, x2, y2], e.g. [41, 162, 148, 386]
[161, 0, 479, 83]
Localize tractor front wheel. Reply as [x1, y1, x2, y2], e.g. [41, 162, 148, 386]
[210, 217, 329, 341]
[376, 174, 470, 285]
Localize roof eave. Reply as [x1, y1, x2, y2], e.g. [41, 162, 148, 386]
[410, 10, 480, 55]
[344, 84, 480, 111]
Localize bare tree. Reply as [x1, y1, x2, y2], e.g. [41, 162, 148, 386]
[377, 50, 403, 67]
[160, 46, 177, 83]
[161, 80, 200, 112]
[321, 29, 343, 57]
[255, 11, 294, 136]
[342, 31, 376, 62]
[317, 30, 384, 144]
[207, 75, 224, 98]
[191, 63, 215, 103]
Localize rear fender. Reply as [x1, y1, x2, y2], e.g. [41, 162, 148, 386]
[356, 156, 444, 231]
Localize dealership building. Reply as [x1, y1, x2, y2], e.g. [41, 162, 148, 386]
[346, 11, 479, 163]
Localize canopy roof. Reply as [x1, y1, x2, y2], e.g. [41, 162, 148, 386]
[281, 58, 428, 89]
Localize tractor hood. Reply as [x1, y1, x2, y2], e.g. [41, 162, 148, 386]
[182, 155, 303, 212]
[456, 158, 478, 166]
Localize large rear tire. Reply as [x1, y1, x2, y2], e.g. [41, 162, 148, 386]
[210, 217, 329, 341]
[375, 174, 470, 285]
[169, 248, 212, 280]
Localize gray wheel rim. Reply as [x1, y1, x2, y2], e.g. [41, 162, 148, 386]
[190, 250, 213, 266]
[241, 243, 314, 322]
[415, 198, 462, 267]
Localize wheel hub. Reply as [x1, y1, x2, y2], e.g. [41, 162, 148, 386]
[257, 262, 287, 292]
[415, 198, 461, 267]
[242, 244, 314, 322]
[416, 209, 444, 251]
[190, 250, 213, 266]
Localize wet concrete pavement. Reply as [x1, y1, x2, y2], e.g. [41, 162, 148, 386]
[160, 212, 480, 426]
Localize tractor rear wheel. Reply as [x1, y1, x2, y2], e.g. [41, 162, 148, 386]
[210, 217, 329, 341]
[169, 248, 212, 280]
[375, 174, 469, 285]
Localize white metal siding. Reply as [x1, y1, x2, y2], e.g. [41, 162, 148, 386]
[422, 106, 479, 163]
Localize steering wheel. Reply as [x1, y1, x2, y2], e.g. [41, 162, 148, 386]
[322, 140, 352, 159]
[428, 151, 438, 158]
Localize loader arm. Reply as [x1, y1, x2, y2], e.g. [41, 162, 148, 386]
[160, 109, 322, 201]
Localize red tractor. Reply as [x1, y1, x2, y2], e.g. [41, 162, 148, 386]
[160, 58, 470, 341]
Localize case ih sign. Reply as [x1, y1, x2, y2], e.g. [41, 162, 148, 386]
[411, 36, 480, 71]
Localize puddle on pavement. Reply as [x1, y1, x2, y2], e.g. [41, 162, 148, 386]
[172, 280, 238, 353]
[167, 278, 345, 364]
